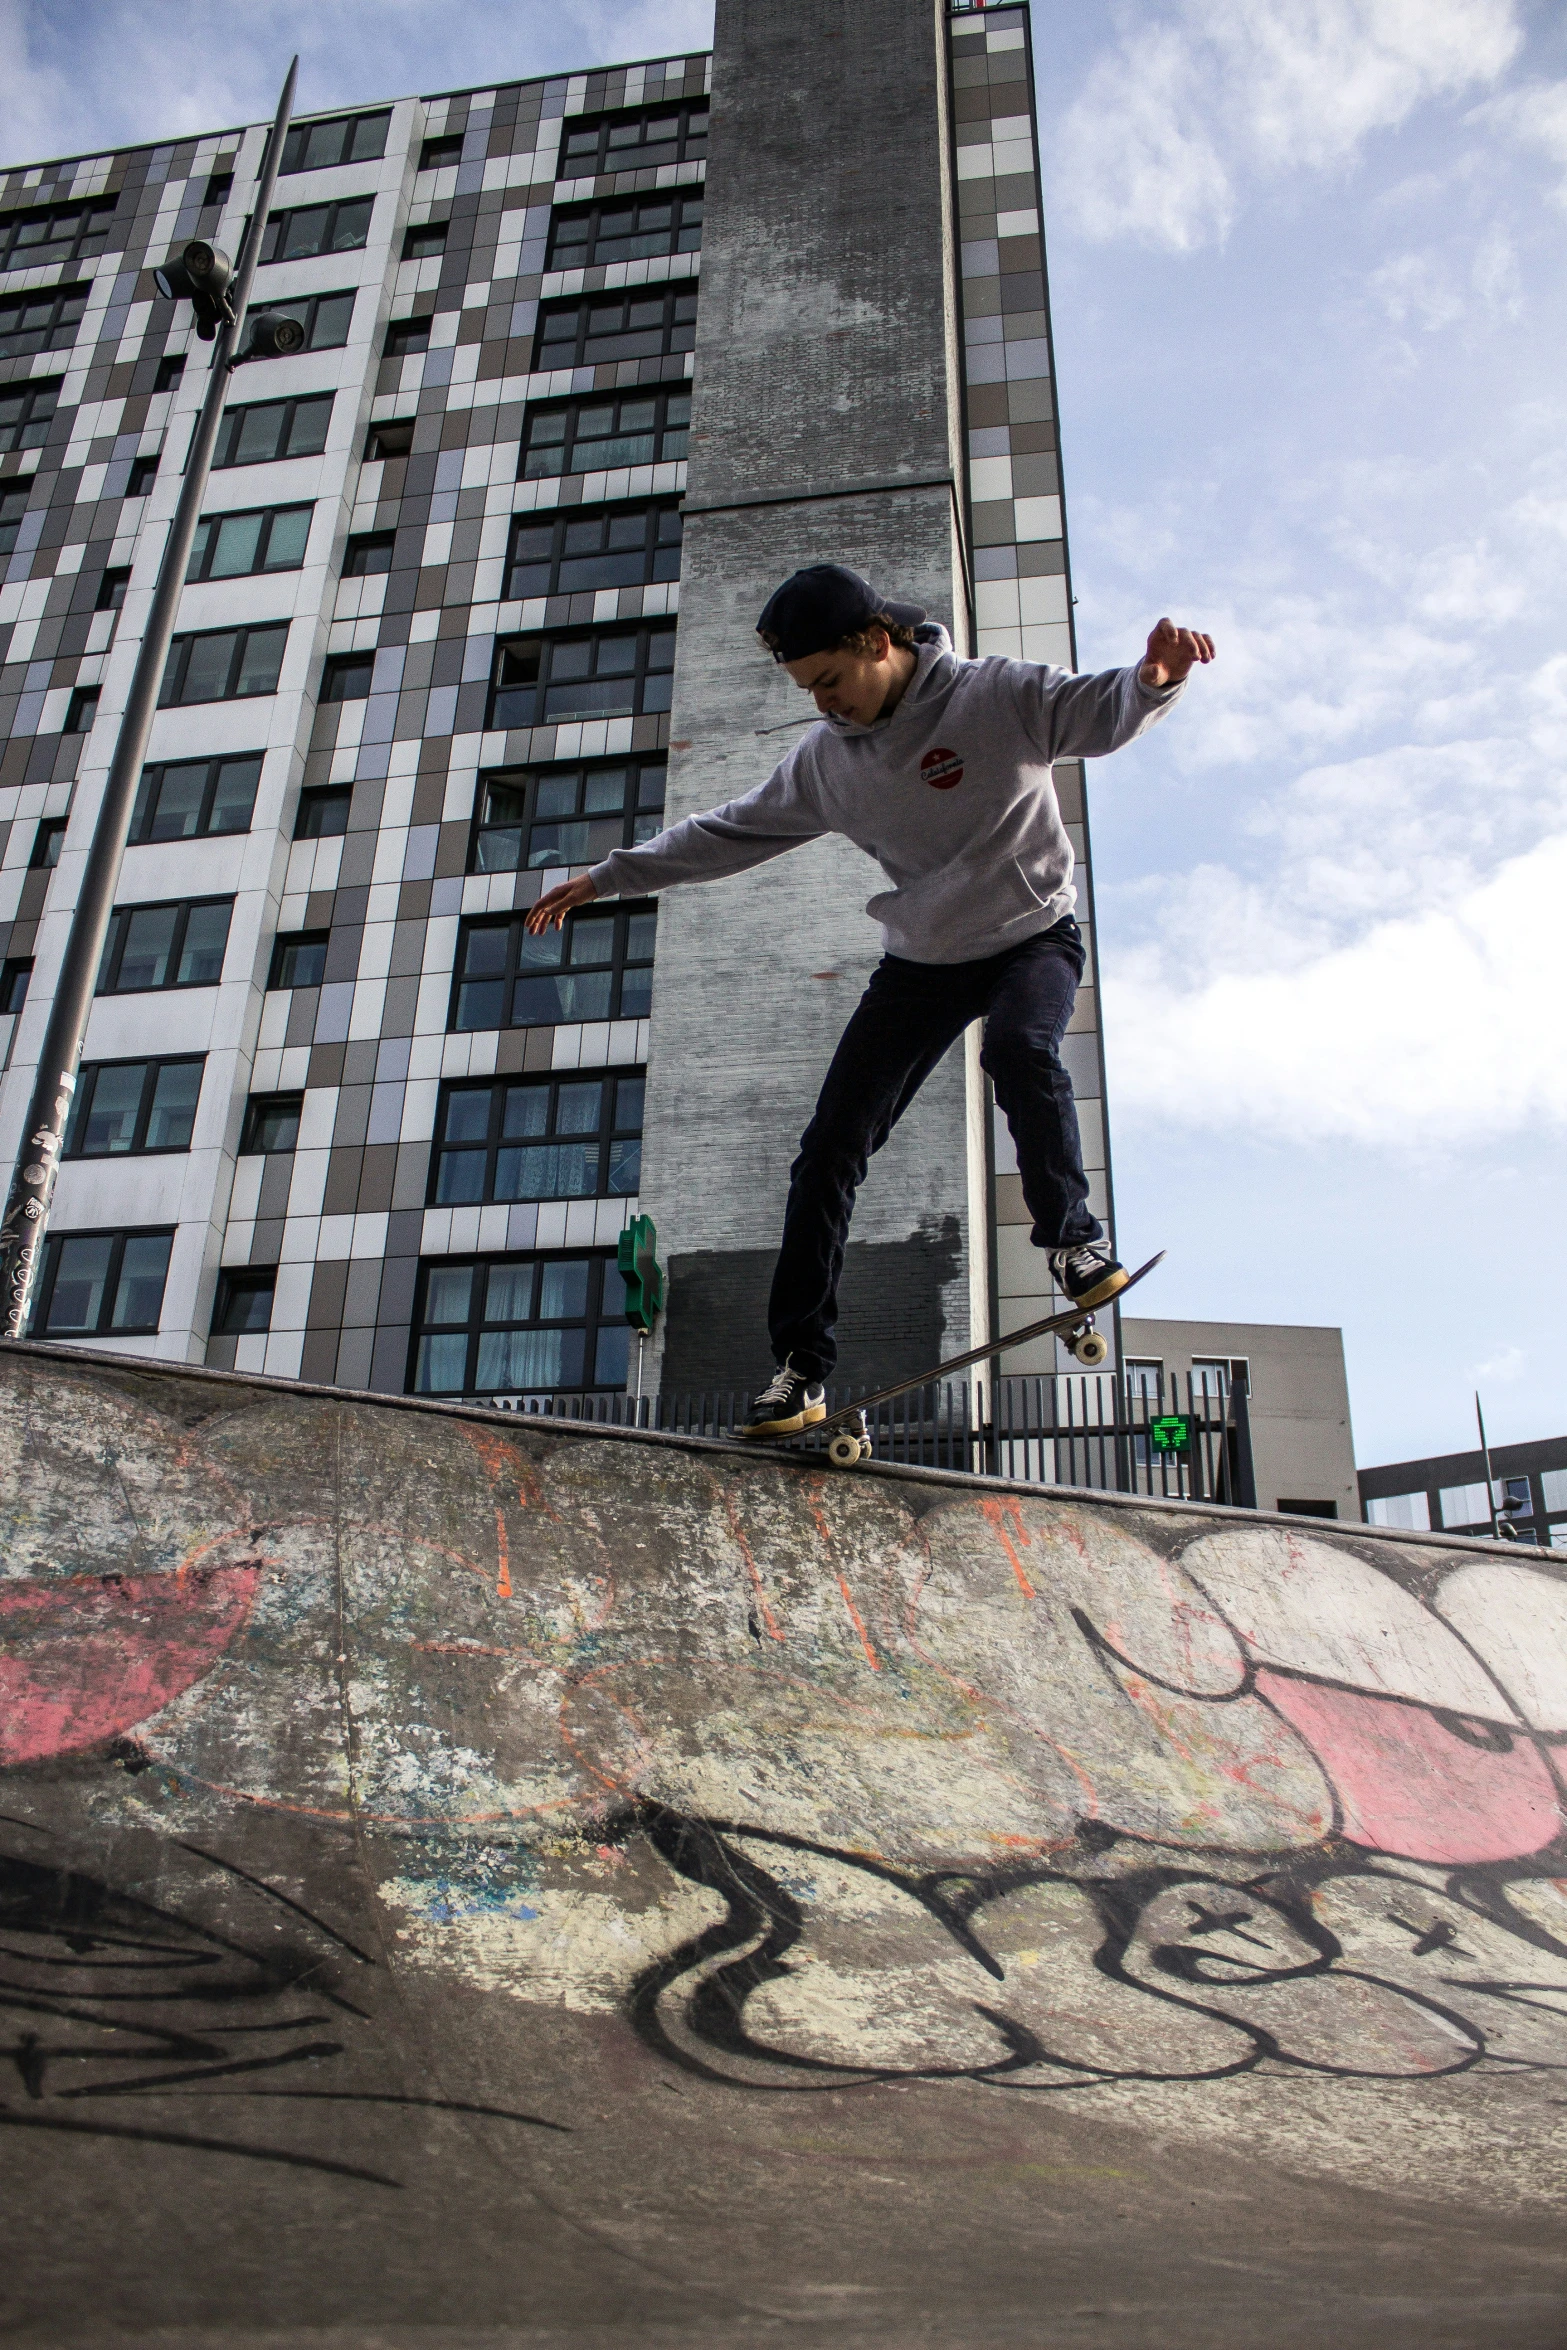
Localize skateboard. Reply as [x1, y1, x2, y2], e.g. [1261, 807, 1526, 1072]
[776, 1251, 1166, 1468]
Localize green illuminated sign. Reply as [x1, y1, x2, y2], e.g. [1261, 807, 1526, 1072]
[1150, 1414, 1192, 1454]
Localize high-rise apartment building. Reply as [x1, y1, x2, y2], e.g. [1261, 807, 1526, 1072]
[0, 0, 1115, 1405]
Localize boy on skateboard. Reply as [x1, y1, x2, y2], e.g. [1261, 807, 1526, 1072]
[525, 564, 1213, 1438]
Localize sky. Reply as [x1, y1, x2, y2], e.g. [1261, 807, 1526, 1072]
[2, 0, 1564, 1467]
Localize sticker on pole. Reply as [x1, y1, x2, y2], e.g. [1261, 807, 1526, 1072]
[1150, 1414, 1191, 1453]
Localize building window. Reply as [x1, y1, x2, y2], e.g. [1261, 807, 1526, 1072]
[1438, 1481, 1493, 1531]
[431, 1070, 644, 1206]
[0, 196, 115, 272]
[535, 288, 698, 373]
[0, 378, 61, 456]
[521, 389, 690, 481]
[560, 102, 708, 178]
[64, 1057, 204, 1157]
[1364, 1492, 1431, 1532]
[64, 686, 100, 733]
[130, 754, 261, 844]
[186, 503, 312, 583]
[0, 282, 88, 361]
[1192, 1357, 1250, 1398]
[1123, 1359, 1164, 1402]
[0, 957, 31, 1013]
[505, 500, 682, 599]
[95, 566, 130, 610]
[214, 394, 332, 469]
[268, 930, 329, 990]
[256, 288, 357, 353]
[547, 195, 703, 272]
[384, 315, 431, 358]
[1543, 1468, 1567, 1514]
[0, 484, 30, 558]
[402, 223, 447, 262]
[240, 1092, 303, 1153]
[470, 759, 665, 874]
[489, 623, 675, 729]
[320, 651, 373, 702]
[160, 623, 288, 706]
[281, 110, 391, 173]
[365, 419, 414, 461]
[126, 455, 159, 497]
[154, 354, 185, 393]
[33, 1228, 174, 1338]
[411, 1252, 630, 1398]
[30, 817, 66, 868]
[99, 899, 233, 994]
[260, 197, 375, 265]
[200, 169, 234, 212]
[343, 530, 395, 576]
[1277, 1499, 1338, 1521]
[294, 783, 352, 838]
[418, 135, 464, 172]
[451, 904, 655, 1032]
[211, 1268, 276, 1336]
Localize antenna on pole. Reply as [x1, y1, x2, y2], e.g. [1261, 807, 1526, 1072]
[1475, 1390, 1501, 1542]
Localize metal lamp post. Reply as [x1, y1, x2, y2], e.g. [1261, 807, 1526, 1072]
[0, 59, 299, 1342]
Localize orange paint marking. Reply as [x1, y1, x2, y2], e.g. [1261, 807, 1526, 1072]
[722, 1491, 784, 1642]
[494, 1507, 512, 1599]
[807, 1485, 880, 1670]
[980, 1497, 1037, 1598]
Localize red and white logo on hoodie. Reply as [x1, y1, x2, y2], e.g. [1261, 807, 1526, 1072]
[920, 746, 964, 790]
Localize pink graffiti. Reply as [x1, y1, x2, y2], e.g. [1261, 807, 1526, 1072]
[0, 1565, 259, 1767]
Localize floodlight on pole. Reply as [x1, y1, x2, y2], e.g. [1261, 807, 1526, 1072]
[0, 56, 299, 1347]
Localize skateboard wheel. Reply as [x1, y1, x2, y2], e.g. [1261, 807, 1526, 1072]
[827, 1431, 864, 1468]
[1073, 1331, 1109, 1367]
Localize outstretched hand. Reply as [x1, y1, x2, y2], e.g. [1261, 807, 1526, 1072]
[1140, 616, 1215, 688]
[524, 872, 598, 935]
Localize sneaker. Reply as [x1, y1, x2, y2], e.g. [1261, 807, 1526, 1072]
[741, 1357, 827, 1439]
[1047, 1239, 1129, 1309]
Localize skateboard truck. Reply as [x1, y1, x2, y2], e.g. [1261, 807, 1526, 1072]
[825, 1411, 871, 1469]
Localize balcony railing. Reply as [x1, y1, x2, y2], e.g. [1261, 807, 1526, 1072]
[485, 1370, 1256, 1505]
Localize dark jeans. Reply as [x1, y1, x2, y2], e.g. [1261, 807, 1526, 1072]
[769, 917, 1100, 1379]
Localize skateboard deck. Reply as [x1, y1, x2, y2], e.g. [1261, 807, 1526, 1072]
[759, 1251, 1165, 1467]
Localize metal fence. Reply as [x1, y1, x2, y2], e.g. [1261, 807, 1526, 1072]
[488, 1370, 1256, 1505]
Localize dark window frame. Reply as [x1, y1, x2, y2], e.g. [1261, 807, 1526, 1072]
[559, 101, 709, 179]
[95, 566, 131, 611]
[159, 622, 289, 708]
[98, 897, 234, 996]
[0, 196, 115, 273]
[0, 484, 31, 559]
[0, 957, 31, 1014]
[450, 902, 656, 1033]
[418, 135, 464, 172]
[258, 287, 357, 354]
[410, 1248, 631, 1399]
[211, 1268, 278, 1336]
[429, 1067, 645, 1208]
[153, 353, 185, 393]
[186, 501, 314, 584]
[259, 195, 375, 266]
[342, 530, 394, 576]
[280, 110, 391, 175]
[0, 377, 62, 456]
[534, 286, 697, 373]
[293, 783, 352, 839]
[63, 1054, 206, 1160]
[130, 753, 262, 845]
[240, 1093, 304, 1155]
[488, 621, 676, 731]
[0, 280, 89, 361]
[64, 686, 100, 734]
[200, 169, 234, 212]
[320, 651, 373, 703]
[505, 497, 682, 600]
[383, 314, 432, 357]
[546, 193, 702, 273]
[401, 222, 448, 261]
[469, 757, 666, 876]
[33, 1225, 175, 1340]
[365, 419, 414, 461]
[520, 387, 690, 482]
[29, 817, 66, 868]
[126, 454, 158, 497]
[267, 930, 329, 991]
[213, 392, 333, 470]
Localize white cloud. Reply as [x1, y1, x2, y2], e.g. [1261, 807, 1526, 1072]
[1056, 0, 1522, 250]
[1104, 825, 1567, 1148]
[1474, 78, 1567, 204]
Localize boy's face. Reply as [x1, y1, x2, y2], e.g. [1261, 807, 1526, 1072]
[785, 630, 904, 726]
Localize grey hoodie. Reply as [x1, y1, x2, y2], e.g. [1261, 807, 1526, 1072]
[587, 623, 1183, 965]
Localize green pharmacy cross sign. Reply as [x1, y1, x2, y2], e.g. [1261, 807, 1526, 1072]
[617, 1214, 664, 1334]
[1149, 1414, 1192, 1454]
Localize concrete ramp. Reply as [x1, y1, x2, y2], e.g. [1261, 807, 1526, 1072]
[4, 1341, 1567, 2347]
